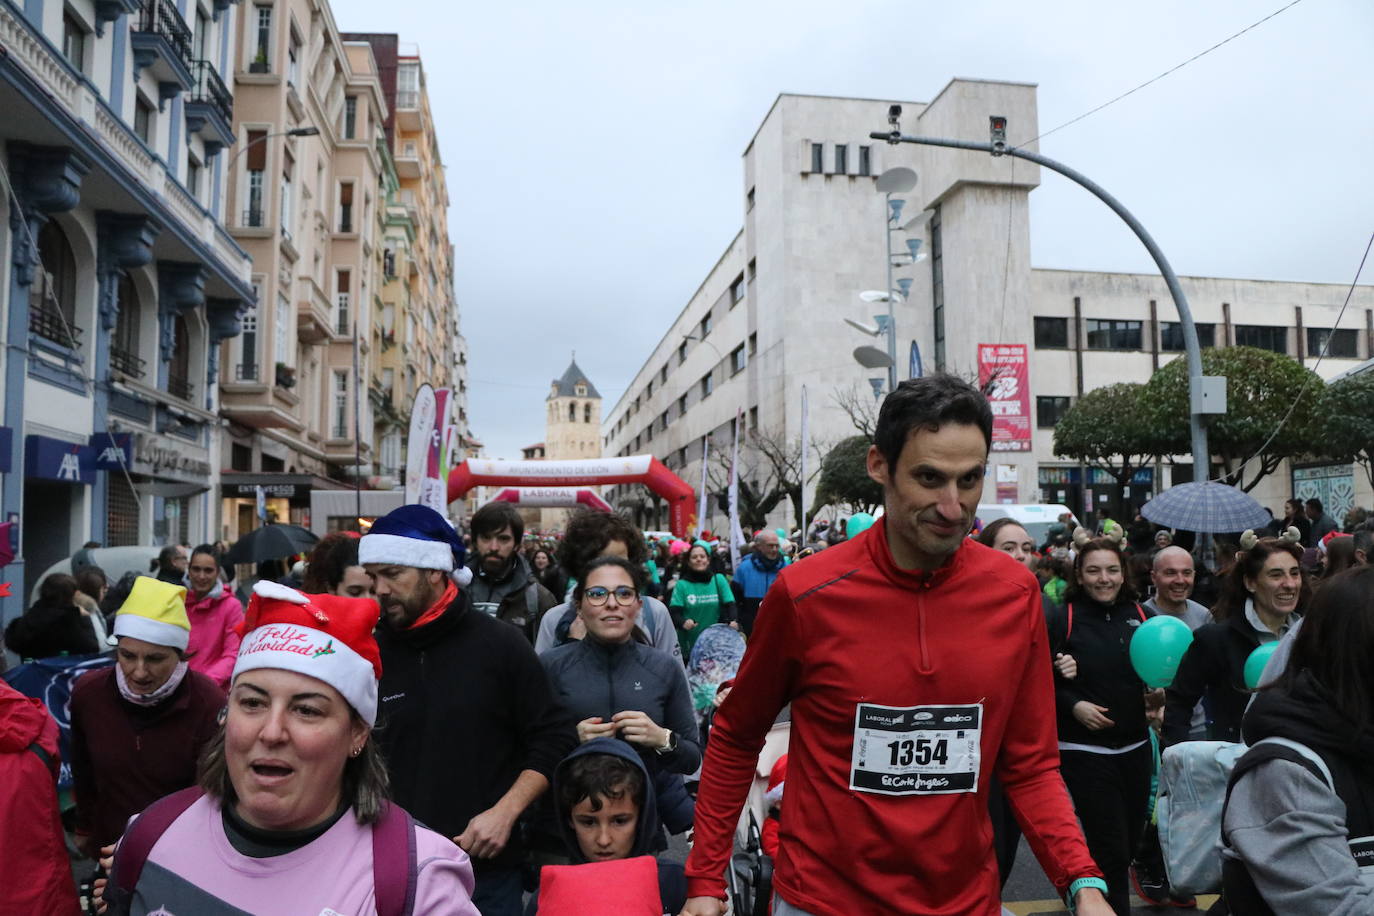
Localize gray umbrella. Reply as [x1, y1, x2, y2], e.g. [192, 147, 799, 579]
[224, 524, 319, 565]
[1141, 482, 1271, 533]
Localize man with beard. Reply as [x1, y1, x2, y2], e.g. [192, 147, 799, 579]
[683, 375, 1108, 916]
[731, 530, 787, 635]
[467, 500, 558, 642]
[362, 504, 575, 916]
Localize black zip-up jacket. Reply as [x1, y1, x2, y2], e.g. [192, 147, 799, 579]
[1046, 597, 1153, 749]
[1163, 610, 1292, 746]
[374, 588, 576, 871]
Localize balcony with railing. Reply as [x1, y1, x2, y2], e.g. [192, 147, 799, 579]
[335, 293, 351, 337]
[185, 60, 235, 155]
[395, 141, 420, 178]
[242, 208, 266, 228]
[234, 362, 260, 382]
[166, 371, 194, 402]
[30, 303, 82, 350]
[130, 0, 194, 102]
[110, 345, 147, 379]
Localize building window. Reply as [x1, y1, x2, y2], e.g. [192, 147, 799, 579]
[659, 363, 668, 384]
[748, 332, 757, 356]
[338, 182, 354, 232]
[658, 410, 668, 433]
[243, 129, 267, 225]
[193, 8, 209, 60]
[701, 372, 713, 398]
[833, 144, 847, 175]
[168, 314, 193, 401]
[678, 393, 688, 415]
[1234, 324, 1288, 354]
[286, 34, 300, 87]
[111, 275, 144, 378]
[568, 402, 576, 422]
[1160, 321, 1216, 351]
[810, 142, 823, 173]
[1307, 327, 1358, 358]
[730, 274, 744, 305]
[747, 258, 756, 283]
[1033, 316, 1069, 349]
[931, 206, 945, 369]
[237, 297, 258, 379]
[584, 403, 592, 423]
[275, 292, 291, 366]
[700, 311, 712, 338]
[332, 370, 349, 438]
[252, 6, 271, 70]
[1085, 319, 1143, 351]
[858, 145, 872, 177]
[1037, 395, 1071, 428]
[62, 11, 88, 71]
[731, 343, 746, 375]
[186, 155, 202, 201]
[749, 405, 758, 431]
[30, 221, 78, 347]
[335, 269, 350, 335]
[343, 96, 357, 139]
[397, 61, 420, 109]
[280, 156, 295, 240]
[678, 341, 688, 365]
[746, 187, 755, 211]
[134, 95, 154, 144]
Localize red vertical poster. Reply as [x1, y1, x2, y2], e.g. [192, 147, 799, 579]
[978, 344, 1032, 452]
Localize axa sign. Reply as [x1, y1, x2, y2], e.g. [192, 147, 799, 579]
[24, 434, 97, 485]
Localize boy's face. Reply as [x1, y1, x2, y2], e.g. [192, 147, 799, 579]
[570, 792, 638, 861]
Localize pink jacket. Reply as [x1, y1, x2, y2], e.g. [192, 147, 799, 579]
[184, 582, 244, 689]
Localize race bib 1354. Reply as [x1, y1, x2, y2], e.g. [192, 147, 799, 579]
[850, 702, 983, 796]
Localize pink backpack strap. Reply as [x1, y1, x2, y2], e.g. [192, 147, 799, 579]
[371, 800, 418, 916]
[1065, 603, 1074, 645]
[111, 787, 205, 900]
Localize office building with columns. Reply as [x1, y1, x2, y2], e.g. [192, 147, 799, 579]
[603, 84, 1374, 533]
[0, 0, 252, 627]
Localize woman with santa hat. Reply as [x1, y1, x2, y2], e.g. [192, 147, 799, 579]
[98, 581, 480, 916]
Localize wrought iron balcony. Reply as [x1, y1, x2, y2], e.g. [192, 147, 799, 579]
[234, 362, 260, 381]
[110, 345, 147, 378]
[166, 371, 195, 401]
[242, 208, 266, 228]
[185, 60, 235, 155]
[30, 303, 83, 349]
[131, 0, 194, 102]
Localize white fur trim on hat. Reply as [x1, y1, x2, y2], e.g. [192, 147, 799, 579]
[232, 622, 379, 725]
[252, 580, 311, 604]
[113, 615, 190, 652]
[359, 532, 454, 572]
[765, 780, 785, 806]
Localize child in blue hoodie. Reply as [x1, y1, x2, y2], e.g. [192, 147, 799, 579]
[526, 737, 687, 915]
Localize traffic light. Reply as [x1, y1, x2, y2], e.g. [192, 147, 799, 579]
[989, 116, 1007, 154]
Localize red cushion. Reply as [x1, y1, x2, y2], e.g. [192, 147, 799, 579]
[537, 855, 661, 916]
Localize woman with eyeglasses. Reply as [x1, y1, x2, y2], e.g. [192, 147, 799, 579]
[537, 556, 702, 860]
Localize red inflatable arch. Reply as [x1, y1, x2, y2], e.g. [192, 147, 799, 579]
[449, 456, 695, 536]
[488, 487, 613, 513]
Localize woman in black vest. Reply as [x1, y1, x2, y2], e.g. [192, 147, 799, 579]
[1045, 530, 1155, 916]
[1221, 565, 1374, 913]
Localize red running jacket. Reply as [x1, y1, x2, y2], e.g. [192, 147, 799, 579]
[0, 680, 81, 915]
[685, 519, 1101, 915]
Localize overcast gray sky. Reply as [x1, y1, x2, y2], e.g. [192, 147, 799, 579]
[329, 0, 1373, 461]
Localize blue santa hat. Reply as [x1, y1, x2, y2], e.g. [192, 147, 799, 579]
[359, 504, 472, 587]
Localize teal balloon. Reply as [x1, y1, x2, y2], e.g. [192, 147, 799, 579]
[846, 513, 876, 539]
[1128, 615, 1195, 688]
[775, 527, 787, 538]
[1244, 642, 1279, 690]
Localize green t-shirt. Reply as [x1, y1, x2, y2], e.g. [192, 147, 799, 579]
[671, 573, 732, 657]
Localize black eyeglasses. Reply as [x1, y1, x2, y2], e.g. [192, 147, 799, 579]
[584, 586, 638, 606]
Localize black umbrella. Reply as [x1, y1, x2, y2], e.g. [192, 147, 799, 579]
[224, 524, 319, 566]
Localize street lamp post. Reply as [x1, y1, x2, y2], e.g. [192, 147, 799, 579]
[223, 125, 319, 171]
[871, 110, 1223, 480]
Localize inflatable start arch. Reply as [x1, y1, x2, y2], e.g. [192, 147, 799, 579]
[449, 456, 695, 536]
[488, 487, 613, 513]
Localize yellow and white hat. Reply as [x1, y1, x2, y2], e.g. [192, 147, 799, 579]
[111, 576, 191, 651]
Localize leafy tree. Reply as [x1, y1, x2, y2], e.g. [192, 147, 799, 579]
[1321, 372, 1374, 491]
[1141, 346, 1328, 492]
[815, 435, 883, 514]
[1053, 382, 1157, 490]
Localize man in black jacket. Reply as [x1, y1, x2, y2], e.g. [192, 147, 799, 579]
[361, 504, 576, 916]
[466, 500, 558, 643]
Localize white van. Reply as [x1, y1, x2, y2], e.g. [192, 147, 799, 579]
[976, 504, 1078, 547]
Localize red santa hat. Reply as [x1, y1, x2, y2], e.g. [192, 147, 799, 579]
[231, 581, 383, 725]
[765, 753, 788, 806]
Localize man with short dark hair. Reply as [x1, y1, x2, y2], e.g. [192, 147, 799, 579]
[683, 375, 1109, 916]
[466, 501, 557, 642]
[1305, 498, 1338, 544]
[155, 544, 188, 584]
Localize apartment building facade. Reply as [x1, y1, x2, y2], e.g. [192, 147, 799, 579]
[0, 0, 252, 625]
[218, 0, 388, 537]
[602, 86, 1374, 533]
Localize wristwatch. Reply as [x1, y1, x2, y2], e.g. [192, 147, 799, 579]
[654, 729, 679, 755]
[1065, 877, 1108, 912]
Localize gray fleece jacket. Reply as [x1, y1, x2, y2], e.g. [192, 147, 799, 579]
[1222, 672, 1374, 914]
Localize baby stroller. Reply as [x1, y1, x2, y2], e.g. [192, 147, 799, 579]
[727, 709, 790, 916]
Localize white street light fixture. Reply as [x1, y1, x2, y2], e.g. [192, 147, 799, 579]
[860, 289, 900, 304]
[853, 345, 895, 369]
[845, 318, 881, 336]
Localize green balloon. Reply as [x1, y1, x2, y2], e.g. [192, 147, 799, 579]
[775, 527, 787, 539]
[1244, 642, 1279, 690]
[1128, 615, 1194, 688]
[846, 513, 876, 539]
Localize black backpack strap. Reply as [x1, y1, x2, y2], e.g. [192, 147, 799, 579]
[27, 741, 57, 778]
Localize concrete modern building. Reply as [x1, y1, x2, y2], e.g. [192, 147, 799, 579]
[541, 358, 601, 531]
[0, 0, 252, 625]
[602, 85, 1374, 533]
[217, 0, 390, 537]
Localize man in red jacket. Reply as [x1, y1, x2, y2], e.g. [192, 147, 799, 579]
[682, 375, 1110, 916]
